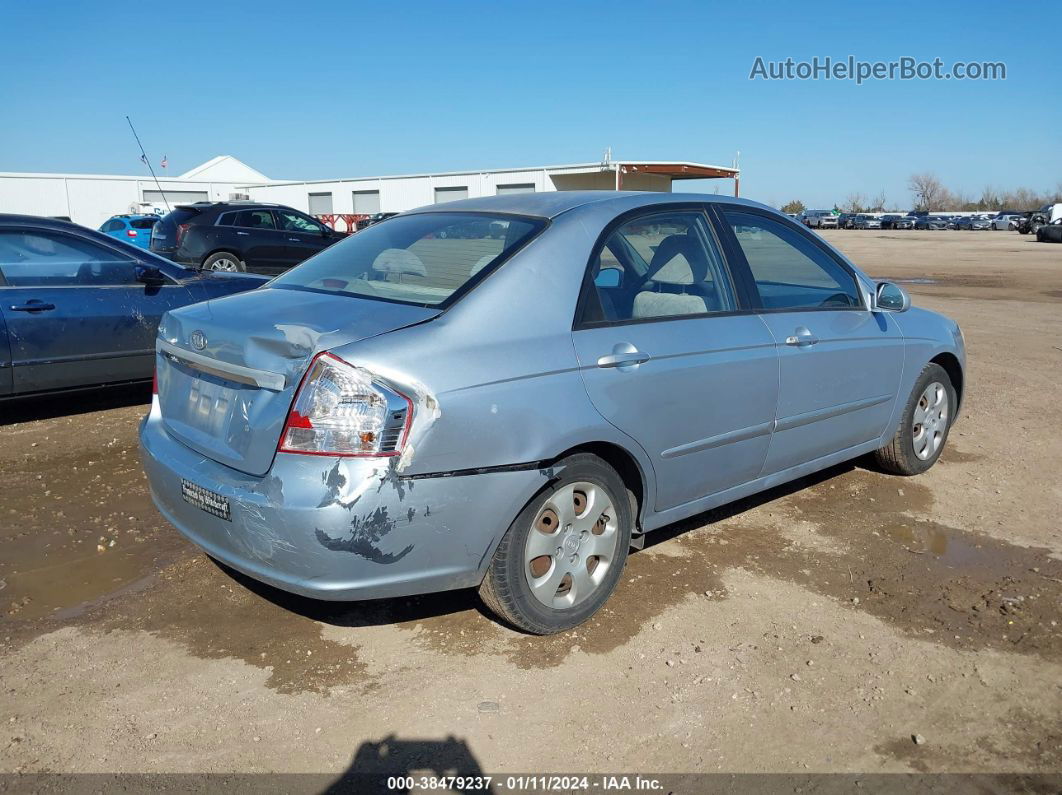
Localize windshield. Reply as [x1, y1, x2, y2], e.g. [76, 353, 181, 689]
[270, 212, 545, 307]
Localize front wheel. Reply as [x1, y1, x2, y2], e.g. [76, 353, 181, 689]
[202, 252, 245, 272]
[874, 363, 956, 475]
[479, 454, 633, 634]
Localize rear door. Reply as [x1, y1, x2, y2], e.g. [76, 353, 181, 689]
[572, 207, 778, 512]
[274, 209, 334, 269]
[0, 228, 194, 393]
[227, 209, 288, 273]
[715, 206, 904, 474]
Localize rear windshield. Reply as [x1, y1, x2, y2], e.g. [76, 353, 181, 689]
[131, 218, 158, 229]
[270, 212, 545, 307]
[162, 208, 200, 226]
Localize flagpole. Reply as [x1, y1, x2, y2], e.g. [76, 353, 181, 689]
[125, 116, 170, 214]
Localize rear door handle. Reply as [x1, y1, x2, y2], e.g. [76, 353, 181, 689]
[785, 326, 818, 347]
[287, 237, 301, 242]
[236, 231, 250, 236]
[597, 342, 651, 369]
[9, 302, 56, 312]
[597, 353, 650, 367]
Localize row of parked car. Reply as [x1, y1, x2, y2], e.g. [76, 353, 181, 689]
[96, 203, 404, 273]
[795, 205, 1062, 241]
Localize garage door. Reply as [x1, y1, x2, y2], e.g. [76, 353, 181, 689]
[434, 187, 468, 203]
[143, 190, 208, 205]
[353, 191, 380, 214]
[496, 183, 535, 195]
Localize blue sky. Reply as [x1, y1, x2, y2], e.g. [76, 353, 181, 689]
[0, 1, 1056, 208]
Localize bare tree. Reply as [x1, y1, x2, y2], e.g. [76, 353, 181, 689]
[908, 173, 947, 212]
[869, 189, 888, 212]
[842, 192, 867, 213]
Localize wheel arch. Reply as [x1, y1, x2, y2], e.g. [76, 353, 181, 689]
[930, 352, 964, 414]
[546, 441, 649, 535]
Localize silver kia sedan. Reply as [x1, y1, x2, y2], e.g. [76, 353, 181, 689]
[140, 192, 966, 634]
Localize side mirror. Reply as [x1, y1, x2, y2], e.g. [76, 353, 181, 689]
[874, 281, 910, 313]
[136, 264, 166, 285]
[595, 268, 622, 289]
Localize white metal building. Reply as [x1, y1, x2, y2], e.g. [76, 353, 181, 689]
[0, 156, 270, 228]
[243, 160, 740, 220]
[0, 157, 739, 229]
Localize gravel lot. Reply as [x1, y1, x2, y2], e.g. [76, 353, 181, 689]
[1, 229, 1060, 776]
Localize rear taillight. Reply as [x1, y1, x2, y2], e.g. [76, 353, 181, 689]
[126, 229, 138, 237]
[279, 353, 412, 457]
[176, 223, 190, 246]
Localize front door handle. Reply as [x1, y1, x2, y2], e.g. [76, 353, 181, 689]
[287, 237, 301, 242]
[597, 342, 650, 369]
[785, 326, 818, 346]
[9, 301, 56, 312]
[236, 231, 250, 236]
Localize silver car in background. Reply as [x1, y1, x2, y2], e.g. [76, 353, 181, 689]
[140, 192, 966, 634]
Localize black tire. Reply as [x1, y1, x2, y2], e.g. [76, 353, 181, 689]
[478, 453, 633, 634]
[202, 251, 246, 272]
[874, 363, 956, 476]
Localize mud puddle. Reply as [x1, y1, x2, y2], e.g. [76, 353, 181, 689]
[393, 459, 1062, 666]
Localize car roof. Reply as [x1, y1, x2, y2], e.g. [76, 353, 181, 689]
[0, 213, 90, 230]
[401, 190, 772, 220]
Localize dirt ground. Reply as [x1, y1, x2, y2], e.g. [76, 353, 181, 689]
[1, 229, 1060, 777]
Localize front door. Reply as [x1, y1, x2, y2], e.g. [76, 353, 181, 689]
[274, 209, 333, 270]
[572, 208, 778, 512]
[717, 207, 904, 474]
[0, 228, 193, 393]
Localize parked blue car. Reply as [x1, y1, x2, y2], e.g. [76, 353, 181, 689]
[0, 215, 267, 397]
[140, 192, 965, 634]
[98, 214, 160, 250]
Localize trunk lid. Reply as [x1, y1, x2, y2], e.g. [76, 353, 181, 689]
[155, 286, 439, 476]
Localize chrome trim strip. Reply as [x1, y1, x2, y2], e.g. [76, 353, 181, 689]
[774, 393, 893, 433]
[661, 421, 774, 459]
[157, 340, 287, 391]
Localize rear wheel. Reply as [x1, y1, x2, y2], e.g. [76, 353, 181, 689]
[874, 363, 955, 475]
[479, 454, 633, 634]
[202, 252, 245, 272]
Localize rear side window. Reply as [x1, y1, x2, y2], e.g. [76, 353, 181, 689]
[0, 231, 136, 286]
[723, 211, 862, 310]
[581, 211, 735, 324]
[270, 212, 545, 307]
[234, 209, 276, 229]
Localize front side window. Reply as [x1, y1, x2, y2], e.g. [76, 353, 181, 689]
[270, 212, 545, 307]
[0, 231, 136, 286]
[275, 210, 323, 234]
[723, 211, 862, 310]
[580, 211, 735, 324]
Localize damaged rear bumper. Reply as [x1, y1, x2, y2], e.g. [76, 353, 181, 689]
[139, 404, 547, 601]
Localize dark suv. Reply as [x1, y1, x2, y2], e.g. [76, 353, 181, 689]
[150, 202, 345, 274]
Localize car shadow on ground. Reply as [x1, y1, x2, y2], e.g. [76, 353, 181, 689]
[212, 459, 866, 633]
[0, 383, 151, 426]
[325, 734, 490, 793]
